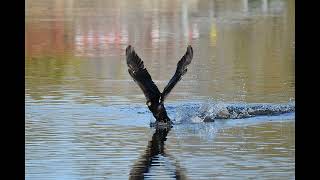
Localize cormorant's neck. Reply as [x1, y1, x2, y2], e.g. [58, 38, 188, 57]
[148, 102, 171, 123]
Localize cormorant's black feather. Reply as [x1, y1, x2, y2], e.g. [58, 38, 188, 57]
[126, 45, 161, 103]
[160, 45, 193, 103]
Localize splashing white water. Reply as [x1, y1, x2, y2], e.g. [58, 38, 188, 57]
[173, 101, 295, 124]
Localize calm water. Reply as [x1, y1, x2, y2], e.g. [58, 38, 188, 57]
[26, 0, 295, 179]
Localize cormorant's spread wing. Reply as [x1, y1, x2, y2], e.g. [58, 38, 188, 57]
[126, 45, 161, 103]
[160, 45, 193, 103]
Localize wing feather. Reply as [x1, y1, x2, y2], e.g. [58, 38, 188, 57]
[126, 45, 161, 102]
[160, 45, 193, 102]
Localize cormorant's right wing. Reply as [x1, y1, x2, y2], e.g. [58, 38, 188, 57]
[126, 45, 161, 103]
[160, 45, 193, 103]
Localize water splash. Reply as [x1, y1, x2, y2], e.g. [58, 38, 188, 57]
[173, 101, 295, 124]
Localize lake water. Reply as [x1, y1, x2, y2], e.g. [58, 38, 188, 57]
[26, 0, 295, 179]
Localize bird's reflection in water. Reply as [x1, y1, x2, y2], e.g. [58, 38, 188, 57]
[129, 127, 187, 180]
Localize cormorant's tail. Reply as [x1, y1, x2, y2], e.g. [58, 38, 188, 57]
[160, 45, 193, 103]
[126, 45, 161, 103]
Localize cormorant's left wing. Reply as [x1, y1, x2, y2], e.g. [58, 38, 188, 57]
[126, 45, 161, 103]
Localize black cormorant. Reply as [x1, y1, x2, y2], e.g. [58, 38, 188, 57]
[125, 45, 193, 126]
